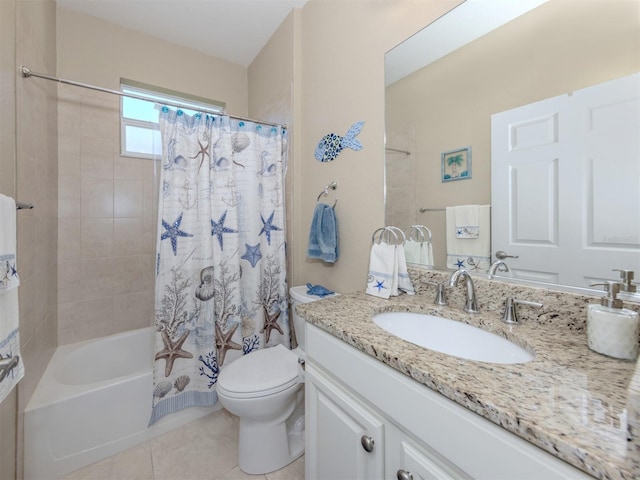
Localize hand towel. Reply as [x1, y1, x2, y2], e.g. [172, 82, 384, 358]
[365, 243, 396, 299]
[453, 205, 481, 238]
[404, 239, 434, 267]
[307, 203, 339, 263]
[396, 246, 415, 295]
[0, 194, 24, 403]
[446, 205, 491, 271]
[403, 239, 422, 264]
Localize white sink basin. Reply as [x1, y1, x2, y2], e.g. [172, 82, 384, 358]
[373, 312, 533, 364]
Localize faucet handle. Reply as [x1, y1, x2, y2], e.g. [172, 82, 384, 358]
[434, 283, 447, 306]
[501, 297, 543, 325]
[613, 269, 637, 293]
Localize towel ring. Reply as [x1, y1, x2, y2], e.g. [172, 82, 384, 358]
[371, 226, 404, 246]
[387, 226, 406, 245]
[413, 225, 432, 243]
[317, 181, 338, 208]
[404, 226, 425, 243]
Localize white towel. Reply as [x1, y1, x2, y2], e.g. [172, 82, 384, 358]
[0, 194, 24, 403]
[366, 242, 414, 298]
[453, 205, 480, 238]
[446, 205, 491, 271]
[404, 239, 434, 267]
[366, 243, 395, 299]
[396, 246, 415, 295]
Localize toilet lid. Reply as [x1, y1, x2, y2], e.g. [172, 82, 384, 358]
[217, 344, 299, 399]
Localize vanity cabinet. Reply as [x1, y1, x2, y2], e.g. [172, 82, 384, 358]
[307, 362, 468, 480]
[306, 364, 384, 479]
[305, 323, 593, 480]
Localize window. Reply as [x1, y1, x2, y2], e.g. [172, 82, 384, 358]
[120, 79, 225, 159]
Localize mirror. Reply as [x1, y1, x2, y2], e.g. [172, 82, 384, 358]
[385, 0, 640, 295]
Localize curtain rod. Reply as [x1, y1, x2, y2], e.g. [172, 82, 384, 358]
[20, 66, 287, 130]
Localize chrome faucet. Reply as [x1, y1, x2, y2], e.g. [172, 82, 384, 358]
[449, 269, 479, 313]
[488, 260, 510, 278]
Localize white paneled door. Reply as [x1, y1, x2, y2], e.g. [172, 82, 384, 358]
[491, 73, 640, 287]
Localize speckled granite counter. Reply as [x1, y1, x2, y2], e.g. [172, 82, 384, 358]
[296, 269, 640, 480]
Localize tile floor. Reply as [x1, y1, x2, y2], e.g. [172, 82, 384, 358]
[61, 409, 304, 480]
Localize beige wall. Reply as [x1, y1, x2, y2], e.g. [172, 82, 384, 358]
[55, 7, 251, 345]
[0, 0, 59, 477]
[386, 0, 640, 268]
[293, 0, 461, 293]
[56, 7, 249, 117]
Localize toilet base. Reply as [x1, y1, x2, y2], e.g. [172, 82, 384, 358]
[238, 400, 304, 474]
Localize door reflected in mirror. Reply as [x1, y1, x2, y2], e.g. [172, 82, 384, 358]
[385, 0, 640, 293]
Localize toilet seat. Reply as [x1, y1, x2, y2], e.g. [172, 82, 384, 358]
[217, 345, 300, 399]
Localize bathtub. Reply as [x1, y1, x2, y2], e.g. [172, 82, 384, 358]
[24, 327, 218, 480]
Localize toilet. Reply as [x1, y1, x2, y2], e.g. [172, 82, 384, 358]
[216, 285, 334, 474]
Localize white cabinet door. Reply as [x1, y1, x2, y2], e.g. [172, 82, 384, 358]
[386, 425, 472, 480]
[306, 363, 385, 480]
[491, 73, 640, 287]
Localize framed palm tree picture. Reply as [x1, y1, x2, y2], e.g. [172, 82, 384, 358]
[441, 146, 471, 182]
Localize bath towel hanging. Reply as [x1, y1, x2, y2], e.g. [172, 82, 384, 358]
[0, 194, 25, 403]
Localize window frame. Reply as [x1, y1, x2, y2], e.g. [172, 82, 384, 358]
[120, 78, 225, 160]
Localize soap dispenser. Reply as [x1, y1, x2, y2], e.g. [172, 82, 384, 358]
[587, 281, 639, 360]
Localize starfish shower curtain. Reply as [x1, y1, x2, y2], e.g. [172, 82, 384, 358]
[150, 108, 289, 425]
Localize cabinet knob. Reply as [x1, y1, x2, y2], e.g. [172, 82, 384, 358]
[397, 469, 414, 480]
[360, 435, 375, 453]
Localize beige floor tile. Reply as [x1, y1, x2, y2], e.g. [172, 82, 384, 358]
[214, 465, 266, 480]
[61, 443, 153, 480]
[150, 409, 239, 480]
[61, 409, 300, 480]
[265, 456, 304, 480]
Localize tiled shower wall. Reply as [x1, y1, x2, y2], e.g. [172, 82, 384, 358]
[57, 84, 158, 345]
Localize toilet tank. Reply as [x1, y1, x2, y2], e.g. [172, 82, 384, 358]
[289, 285, 337, 352]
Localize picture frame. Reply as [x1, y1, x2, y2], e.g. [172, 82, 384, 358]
[441, 146, 472, 182]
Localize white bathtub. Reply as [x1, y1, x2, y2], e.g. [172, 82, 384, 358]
[24, 327, 218, 479]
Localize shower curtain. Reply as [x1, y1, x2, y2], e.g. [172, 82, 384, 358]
[150, 108, 289, 425]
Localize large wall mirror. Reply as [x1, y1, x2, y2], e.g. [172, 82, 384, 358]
[385, 0, 640, 296]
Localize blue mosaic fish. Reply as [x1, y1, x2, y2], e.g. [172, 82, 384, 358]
[314, 121, 364, 162]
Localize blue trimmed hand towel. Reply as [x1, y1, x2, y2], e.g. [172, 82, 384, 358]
[446, 205, 491, 271]
[307, 203, 339, 263]
[366, 243, 395, 299]
[0, 194, 25, 403]
[366, 242, 414, 299]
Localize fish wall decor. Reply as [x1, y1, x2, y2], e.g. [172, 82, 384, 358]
[314, 121, 365, 162]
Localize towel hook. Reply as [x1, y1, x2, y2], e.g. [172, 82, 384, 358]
[317, 180, 338, 207]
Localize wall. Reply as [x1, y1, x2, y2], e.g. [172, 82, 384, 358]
[0, 0, 59, 477]
[56, 8, 249, 117]
[56, 7, 250, 344]
[386, 0, 640, 267]
[294, 0, 462, 293]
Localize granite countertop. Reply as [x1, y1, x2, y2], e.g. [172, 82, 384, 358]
[296, 271, 640, 480]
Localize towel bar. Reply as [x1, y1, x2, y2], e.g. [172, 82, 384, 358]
[16, 202, 33, 210]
